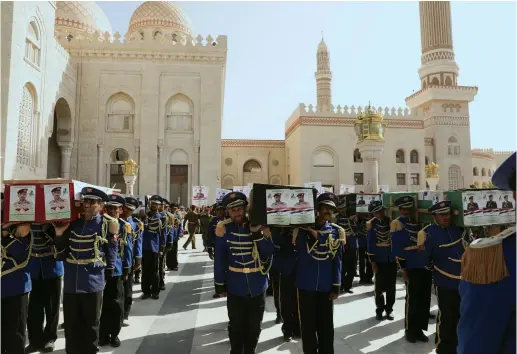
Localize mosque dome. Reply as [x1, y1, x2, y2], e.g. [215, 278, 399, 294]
[55, 1, 112, 34]
[128, 1, 192, 36]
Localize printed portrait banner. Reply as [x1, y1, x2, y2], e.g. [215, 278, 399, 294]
[339, 184, 355, 195]
[233, 186, 251, 199]
[216, 188, 232, 203]
[304, 182, 322, 195]
[265, 188, 315, 226]
[44, 184, 71, 220]
[9, 185, 36, 221]
[192, 186, 209, 208]
[356, 194, 381, 213]
[461, 190, 483, 227]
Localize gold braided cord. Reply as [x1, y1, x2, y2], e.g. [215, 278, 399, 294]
[1, 234, 33, 277]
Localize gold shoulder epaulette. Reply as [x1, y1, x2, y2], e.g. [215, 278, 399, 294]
[330, 223, 346, 243]
[367, 217, 375, 231]
[103, 214, 119, 235]
[461, 227, 515, 284]
[390, 218, 403, 233]
[124, 222, 132, 234]
[417, 224, 431, 247]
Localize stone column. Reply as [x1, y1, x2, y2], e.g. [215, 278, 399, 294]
[123, 175, 137, 195]
[58, 142, 73, 179]
[135, 143, 141, 195]
[357, 141, 384, 193]
[426, 177, 439, 191]
[97, 143, 104, 186]
[194, 141, 200, 186]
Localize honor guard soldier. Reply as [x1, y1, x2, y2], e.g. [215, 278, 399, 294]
[295, 192, 345, 354]
[458, 152, 516, 354]
[121, 197, 143, 325]
[1, 222, 32, 354]
[26, 223, 64, 353]
[99, 195, 132, 347]
[214, 192, 274, 354]
[336, 201, 357, 294]
[162, 200, 175, 271]
[418, 200, 467, 354]
[206, 203, 225, 260]
[156, 198, 169, 291]
[141, 195, 164, 300]
[271, 227, 300, 341]
[166, 203, 181, 271]
[391, 196, 431, 343]
[367, 200, 397, 320]
[52, 187, 118, 354]
[354, 212, 373, 284]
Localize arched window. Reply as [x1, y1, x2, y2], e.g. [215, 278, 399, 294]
[448, 165, 461, 190]
[109, 149, 129, 193]
[445, 76, 452, 86]
[270, 175, 282, 185]
[481, 168, 486, 177]
[353, 149, 362, 163]
[166, 94, 193, 132]
[431, 77, 439, 85]
[396, 149, 405, 163]
[25, 22, 40, 67]
[243, 160, 263, 185]
[410, 150, 419, 163]
[447, 136, 460, 155]
[17, 84, 37, 166]
[222, 175, 234, 190]
[473, 167, 478, 176]
[312, 150, 334, 167]
[106, 93, 135, 131]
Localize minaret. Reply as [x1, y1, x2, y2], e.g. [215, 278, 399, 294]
[418, 1, 458, 88]
[315, 37, 332, 111]
[406, 1, 477, 191]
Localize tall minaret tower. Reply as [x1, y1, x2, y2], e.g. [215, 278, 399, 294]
[315, 37, 332, 111]
[406, 1, 477, 191]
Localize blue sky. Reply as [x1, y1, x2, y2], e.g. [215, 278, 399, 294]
[97, 1, 516, 151]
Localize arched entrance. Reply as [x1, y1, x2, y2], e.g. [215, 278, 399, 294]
[47, 98, 72, 178]
[169, 149, 189, 205]
[109, 148, 129, 193]
[243, 159, 262, 185]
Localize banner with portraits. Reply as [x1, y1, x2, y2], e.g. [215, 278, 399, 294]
[216, 188, 232, 203]
[9, 185, 36, 221]
[304, 182, 322, 195]
[43, 184, 71, 220]
[192, 186, 209, 208]
[339, 184, 355, 195]
[233, 186, 251, 199]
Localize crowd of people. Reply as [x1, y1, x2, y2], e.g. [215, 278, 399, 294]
[1, 152, 515, 354]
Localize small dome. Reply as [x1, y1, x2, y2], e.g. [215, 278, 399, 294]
[128, 1, 192, 36]
[55, 1, 112, 34]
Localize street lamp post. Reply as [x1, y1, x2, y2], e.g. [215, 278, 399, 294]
[425, 162, 440, 191]
[121, 159, 139, 195]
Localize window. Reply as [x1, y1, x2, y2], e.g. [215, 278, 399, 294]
[354, 173, 364, 185]
[448, 165, 461, 190]
[397, 173, 406, 185]
[396, 149, 405, 163]
[313, 149, 334, 167]
[17, 84, 37, 166]
[166, 94, 193, 132]
[25, 22, 40, 67]
[488, 169, 492, 177]
[473, 167, 478, 176]
[106, 93, 135, 131]
[410, 150, 419, 163]
[481, 168, 486, 177]
[447, 136, 460, 156]
[243, 159, 262, 185]
[353, 149, 363, 163]
[410, 173, 420, 185]
[222, 175, 234, 190]
[425, 156, 430, 165]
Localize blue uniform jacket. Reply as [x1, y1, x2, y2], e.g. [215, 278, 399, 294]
[295, 222, 344, 293]
[29, 223, 64, 280]
[113, 219, 133, 277]
[128, 217, 143, 263]
[421, 223, 467, 290]
[391, 216, 427, 270]
[214, 219, 274, 297]
[271, 227, 298, 276]
[336, 214, 357, 249]
[367, 217, 395, 264]
[54, 214, 118, 294]
[159, 211, 168, 247]
[174, 212, 184, 240]
[206, 216, 223, 254]
[458, 228, 516, 354]
[353, 216, 368, 248]
[1, 225, 32, 298]
[142, 212, 164, 254]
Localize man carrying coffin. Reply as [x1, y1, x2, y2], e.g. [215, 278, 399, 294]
[214, 192, 274, 354]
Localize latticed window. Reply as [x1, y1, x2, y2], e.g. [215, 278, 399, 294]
[448, 165, 461, 190]
[17, 85, 35, 166]
[396, 173, 406, 185]
[410, 150, 419, 163]
[166, 94, 193, 132]
[396, 150, 405, 163]
[448, 136, 460, 156]
[25, 22, 40, 67]
[410, 173, 420, 185]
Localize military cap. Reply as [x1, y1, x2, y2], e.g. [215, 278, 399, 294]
[162, 199, 170, 206]
[81, 187, 108, 202]
[394, 196, 414, 209]
[18, 188, 28, 194]
[149, 195, 162, 205]
[428, 200, 451, 215]
[316, 192, 338, 209]
[297, 192, 305, 197]
[273, 192, 282, 197]
[222, 191, 248, 209]
[492, 152, 516, 191]
[170, 202, 179, 208]
[488, 194, 493, 198]
[107, 194, 125, 207]
[368, 200, 384, 213]
[469, 196, 474, 200]
[124, 197, 139, 210]
[51, 186, 62, 193]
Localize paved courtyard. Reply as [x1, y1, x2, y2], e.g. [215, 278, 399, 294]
[52, 235, 438, 354]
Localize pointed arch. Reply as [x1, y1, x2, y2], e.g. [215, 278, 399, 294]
[243, 159, 262, 185]
[17, 82, 38, 167]
[396, 149, 405, 163]
[106, 92, 135, 131]
[448, 164, 462, 190]
[166, 94, 193, 132]
[222, 174, 235, 190]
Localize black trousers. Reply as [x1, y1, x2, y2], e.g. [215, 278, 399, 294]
[27, 277, 62, 347]
[63, 291, 103, 354]
[1, 293, 29, 354]
[405, 268, 432, 334]
[435, 287, 461, 354]
[270, 268, 281, 317]
[358, 247, 373, 281]
[227, 292, 266, 354]
[374, 262, 397, 315]
[99, 276, 124, 339]
[141, 251, 160, 296]
[279, 272, 300, 337]
[159, 252, 166, 288]
[341, 247, 357, 290]
[298, 289, 334, 354]
[123, 269, 134, 319]
[166, 240, 179, 269]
